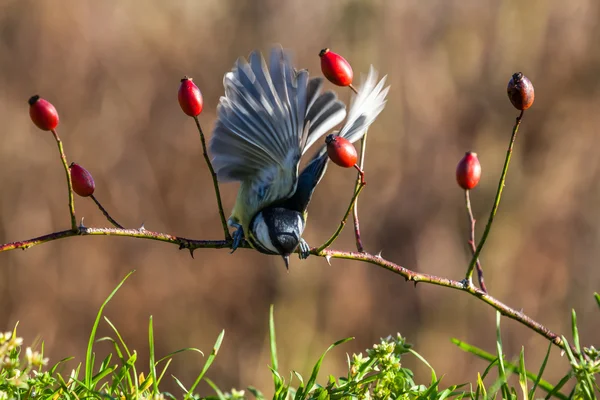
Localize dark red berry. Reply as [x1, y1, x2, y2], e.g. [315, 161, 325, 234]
[28, 95, 59, 131]
[178, 76, 203, 117]
[456, 152, 481, 190]
[69, 163, 95, 197]
[319, 48, 353, 87]
[507, 72, 534, 111]
[326, 134, 357, 168]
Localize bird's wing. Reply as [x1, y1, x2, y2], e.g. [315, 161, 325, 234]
[210, 47, 346, 210]
[210, 47, 308, 206]
[302, 77, 347, 152]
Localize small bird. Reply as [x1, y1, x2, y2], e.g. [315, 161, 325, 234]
[210, 46, 388, 268]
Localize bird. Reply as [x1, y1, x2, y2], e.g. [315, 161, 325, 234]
[209, 46, 389, 268]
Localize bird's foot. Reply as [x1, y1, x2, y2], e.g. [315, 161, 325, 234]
[230, 223, 244, 254]
[298, 239, 311, 260]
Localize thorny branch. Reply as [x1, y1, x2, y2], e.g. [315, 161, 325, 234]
[0, 223, 578, 357]
[0, 81, 584, 365]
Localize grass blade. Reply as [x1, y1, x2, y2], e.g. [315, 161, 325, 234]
[186, 329, 225, 399]
[85, 270, 135, 388]
[149, 316, 158, 395]
[518, 347, 528, 398]
[269, 304, 281, 390]
[529, 341, 552, 400]
[297, 337, 353, 399]
[452, 338, 563, 398]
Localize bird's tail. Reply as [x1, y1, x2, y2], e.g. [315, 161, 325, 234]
[288, 67, 389, 212]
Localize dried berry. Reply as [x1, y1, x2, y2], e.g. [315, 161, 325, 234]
[69, 163, 95, 197]
[178, 76, 203, 117]
[319, 48, 353, 87]
[507, 72, 534, 111]
[456, 152, 481, 190]
[326, 134, 357, 168]
[28, 95, 59, 131]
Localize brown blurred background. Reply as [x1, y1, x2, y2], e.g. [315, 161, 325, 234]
[1, 0, 599, 396]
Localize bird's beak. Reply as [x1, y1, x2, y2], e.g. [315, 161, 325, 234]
[282, 254, 290, 270]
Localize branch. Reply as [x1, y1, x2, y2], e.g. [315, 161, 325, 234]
[90, 195, 124, 229]
[51, 129, 77, 231]
[465, 111, 524, 283]
[465, 189, 487, 293]
[348, 83, 365, 253]
[316, 181, 366, 253]
[0, 224, 578, 357]
[316, 248, 577, 356]
[192, 116, 232, 242]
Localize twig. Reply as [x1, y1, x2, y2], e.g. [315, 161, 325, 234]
[51, 129, 77, 231]
[192, 117, 232, 241]
[316, 182, 366, 253]
[90, 195, 124, 229]
[352, 132, 367, 252]
[465, 110, 524, 284]
[0, 223, 578, 357]
[0, 227, 237, 254]
[465, 190, 487, 293]
[317, 248, 578, 357]
[348, 83, 366, 252]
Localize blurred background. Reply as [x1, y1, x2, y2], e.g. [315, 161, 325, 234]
[1, 0, 599, 396]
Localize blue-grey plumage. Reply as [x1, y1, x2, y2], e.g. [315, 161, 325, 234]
[209, 47, 389, 267]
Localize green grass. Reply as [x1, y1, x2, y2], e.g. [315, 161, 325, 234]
[0, 274, 598, 399]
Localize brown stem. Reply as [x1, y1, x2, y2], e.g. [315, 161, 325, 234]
[466, 110, 524, 283]
[90, 195, 124, 229]
[192, 117, 232, 241]
[317, 182, 366, 253]
[465, 190, 487, 293]
[0, 225, 578, 357]
[51, 129, 77, 231]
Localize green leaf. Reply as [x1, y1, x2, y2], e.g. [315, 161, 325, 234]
[156, 358, 173, 387]
[247, 386, 265, 399]
[269, 304, 281, 391]
[495, 311, 509, 398]
[518, 347, 528, 398]
[544, 372, 572, 399]
[296, 337, 353, 399]
[186, 329, 225, 399]
[570, 310, 583, 363]
[204, 377, 226, 400]
[157, 347, 204, 364]
[529, 342, 551, 400]
[85, 270, 135, 388]
[452, 338, 563, 398]
[594, 292, 600, 309]
[409, 348, 437, 384]
[149, 315, 158, 395]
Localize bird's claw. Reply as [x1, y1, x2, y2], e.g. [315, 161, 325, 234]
[298, 239, 311, 260]
[230, 223, 244, 254]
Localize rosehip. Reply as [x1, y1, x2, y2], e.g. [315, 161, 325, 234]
[28, 95, 59, 131]
[319, 48, 353, 87]
[507, 72, 534, 111]
[178, 76, 203, 117]
[69, 163, 95, 197]
[456, 152, 481, 190]
[326, 134, 357, 168]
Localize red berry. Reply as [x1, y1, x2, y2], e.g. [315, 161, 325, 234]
[507, 72, 534, 111]
[28, 95, 59, 131]
[69, 163, 95, 197]
[319, 48, 353, 87]
[456, 152, 481, 190]
[326, 134, 357, 168]
[178, 76, 203, 117]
